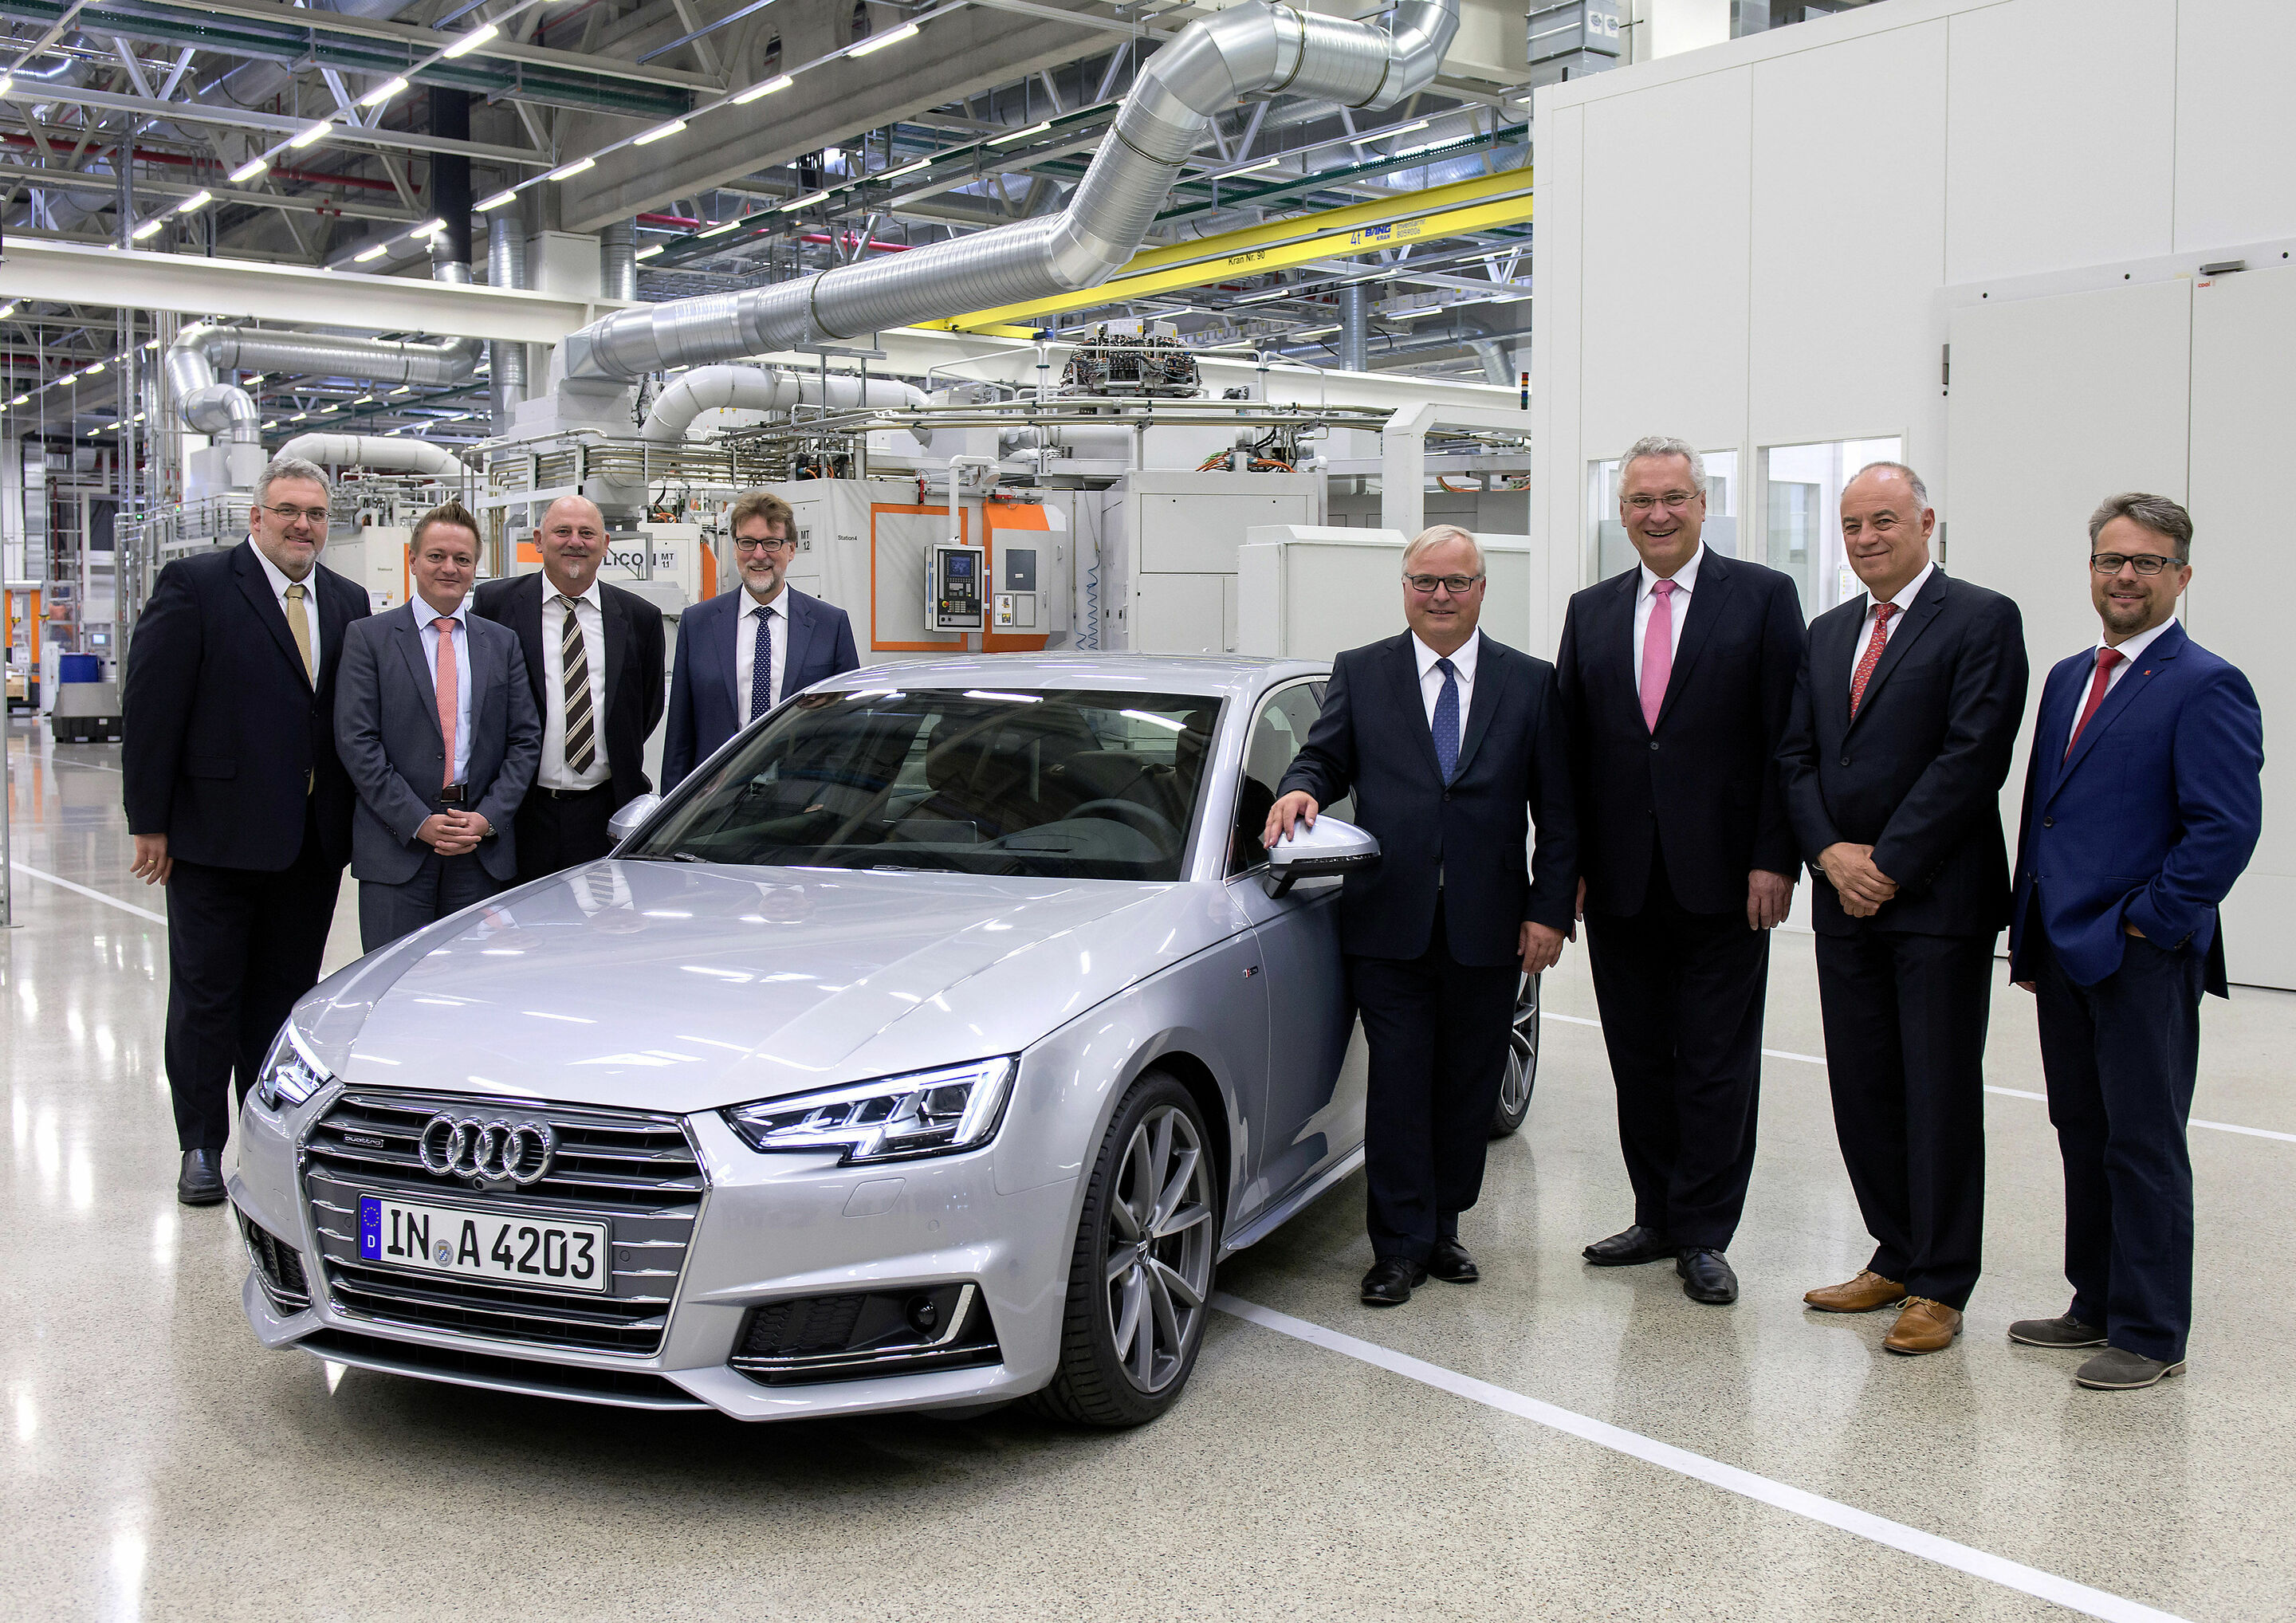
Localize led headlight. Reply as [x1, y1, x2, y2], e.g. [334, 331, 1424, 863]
[254, 1024, 332, 1113]
[724, 1057, 1016, 1165]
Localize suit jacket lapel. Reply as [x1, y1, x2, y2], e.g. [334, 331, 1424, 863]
[1452, 640, 1509, 780]
[234, 543, 310, 686]
[600, 584, 628, 716]
[1655, 554, 1733, 730]
[1846, 568, 1948, 732]
[2054, 624, 2185, 792]
[780, 590, 816, 698]
[1386, 634, 1446, 783]
[1598, 568, 1642, 731]
[718, 593, 744, 708]
[512, 574, 548, 705]
[395, 607, 443, 741]
[1818, 602, 1857, 741]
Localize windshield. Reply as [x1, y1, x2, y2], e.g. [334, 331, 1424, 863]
[633, 687, 1223, 881]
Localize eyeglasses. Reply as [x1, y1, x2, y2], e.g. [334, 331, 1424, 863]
[2090, 552, 2183, 576]
[261, 502, 331, 526]
[1403, 573, 1484, 595]
[733, 535, 796, 553]
[1624, 492, 1700, 513]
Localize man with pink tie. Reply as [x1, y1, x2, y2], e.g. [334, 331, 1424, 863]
[334, 500, 540, 952]
[1554, 437, 1808, 1306]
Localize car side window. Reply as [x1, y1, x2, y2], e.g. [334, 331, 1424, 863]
[1229, 683, 1350, 877]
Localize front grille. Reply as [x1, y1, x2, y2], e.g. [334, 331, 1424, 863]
[301, 1090, 703, 1357]
[729, 1283, 1001, 1386]
[240, 1212, 310, 1310]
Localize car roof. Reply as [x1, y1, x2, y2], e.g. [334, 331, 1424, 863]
[816, 653, 1332, 702]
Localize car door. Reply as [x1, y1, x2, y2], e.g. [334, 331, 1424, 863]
[1223, 679, 1369, 1222]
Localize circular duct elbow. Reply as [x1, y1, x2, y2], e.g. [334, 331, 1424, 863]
[278, 433, 468, 480]
[639, 364, 933, 443]
[180, 383, 261, 446]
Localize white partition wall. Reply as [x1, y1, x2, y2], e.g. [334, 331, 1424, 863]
[1534, 0, 2296, 985]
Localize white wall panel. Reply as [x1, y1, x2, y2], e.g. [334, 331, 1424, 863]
[2173, 1, 2296, 252]
[1578, 67, 1752, 459]
[1529, 100, 1587, 649]
[2185, 265, 2296, 987]
[1943, 0, 2177, 284]
[1944, 278, 2192, 949]
[1748, 20, 1948, 454]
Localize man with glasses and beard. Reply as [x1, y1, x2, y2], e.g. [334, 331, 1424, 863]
[663, 489, 859, 792]
[123, 455, 372, 1205]
[1265, 525, 1576, 1308]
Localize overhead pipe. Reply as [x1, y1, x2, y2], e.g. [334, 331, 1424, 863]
[638, 364, 932, 442]
[277, 433, 469, 479]
[488, 215, 529, 432]
[166, 298, 486, 444]
[554, 0, 1459, 384]
[601, 221, 639, 301]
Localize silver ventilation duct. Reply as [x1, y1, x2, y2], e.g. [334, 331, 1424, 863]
[166, 316, 485, 444]
[277, 432, 469, 478]
[488, 215, 529, 432]
[555, 0, 1459, 384]
[639, 364, 930, 442]
[601, 222, 639, 302]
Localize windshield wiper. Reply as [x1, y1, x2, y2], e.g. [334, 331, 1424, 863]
[621, 850, 709, 863]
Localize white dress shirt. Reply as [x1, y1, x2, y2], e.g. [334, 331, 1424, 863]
[1850, 559, 1936, 684]
[2066, 617, 2176, 753]
[539, 581, 611, 791]
[1411, 627, 1480, 760]
[1633, 543, 1704, 701]
[252, 543, 320, 679]
[733, 591, 791, 727]
[412, 599, 474, 785]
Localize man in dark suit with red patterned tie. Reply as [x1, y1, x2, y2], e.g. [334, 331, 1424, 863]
[2006, 493, 2263, 1391]
[1777, 462, 2027, 1357]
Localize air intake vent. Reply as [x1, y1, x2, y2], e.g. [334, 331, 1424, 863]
[730, 1283, 998, 1386]
[239, 1212, 311, 1311]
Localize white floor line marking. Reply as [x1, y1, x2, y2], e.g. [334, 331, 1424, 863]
[1212, 1293, 2191, 1623]
[1541, 1012, 2296, 1145]
[7, 861, 168, 925]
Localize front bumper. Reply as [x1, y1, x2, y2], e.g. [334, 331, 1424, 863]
[230, 1089, 1079, 1421]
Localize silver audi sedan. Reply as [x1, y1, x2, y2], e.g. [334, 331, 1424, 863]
[228, 655, 1540, 1427]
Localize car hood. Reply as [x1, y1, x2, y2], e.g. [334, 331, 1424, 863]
[297, 861, 1248, 1114]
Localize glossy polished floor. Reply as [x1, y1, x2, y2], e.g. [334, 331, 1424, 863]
[6, 717, 2294, 1623]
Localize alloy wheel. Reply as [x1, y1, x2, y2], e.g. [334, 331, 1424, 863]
[1101, 1103, 1214, 1393]
[1493, 971, 1540, 1134]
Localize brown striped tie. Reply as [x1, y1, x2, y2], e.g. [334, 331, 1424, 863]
[559, 595, 596, 775]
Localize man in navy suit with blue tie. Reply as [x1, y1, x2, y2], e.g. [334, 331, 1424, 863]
[2007, 492, 2263, 1392]
[663, 489, 860, 792]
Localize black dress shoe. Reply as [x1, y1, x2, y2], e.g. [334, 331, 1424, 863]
[1428, 1238, 1479, 1284]
[1360, 1257, 1428, 1307]
[1583, 1224, 1674, 1267]
[1677, 1248, 1739, 1304]
[177, 1149, 226, 1207]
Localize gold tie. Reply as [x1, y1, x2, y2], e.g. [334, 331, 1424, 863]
[283, 583, 316, 685]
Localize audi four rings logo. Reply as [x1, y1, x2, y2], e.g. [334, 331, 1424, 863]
[418, 1114, 556, 1185]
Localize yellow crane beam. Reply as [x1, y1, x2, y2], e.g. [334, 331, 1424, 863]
[919, 166, 1532, 335]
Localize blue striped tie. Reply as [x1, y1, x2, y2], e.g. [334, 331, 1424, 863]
[1433, 657, 1460, 784]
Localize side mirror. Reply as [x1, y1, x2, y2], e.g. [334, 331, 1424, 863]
[1264, 815, 1380, 898]
[607, 793, 663, 847]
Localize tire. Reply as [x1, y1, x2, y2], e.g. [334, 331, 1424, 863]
[1028, 1069, 1219, 1428]
[1489, 971, 1541, 1138]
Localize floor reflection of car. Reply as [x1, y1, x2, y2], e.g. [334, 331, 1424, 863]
[228, 656, 1539, 1428]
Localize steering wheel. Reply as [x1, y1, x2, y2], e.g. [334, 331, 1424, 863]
[1067, 797, 1180, 844]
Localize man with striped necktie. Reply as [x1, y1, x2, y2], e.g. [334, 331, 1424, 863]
[334, 501, 539, 951]
[474, 494, 667, 880]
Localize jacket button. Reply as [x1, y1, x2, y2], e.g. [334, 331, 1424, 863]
[2042, 815, 2054, 827]
[1840, 757, 1851, 768]
[1649, 741, 1660, 753]
[1443, 789, 1452, 802]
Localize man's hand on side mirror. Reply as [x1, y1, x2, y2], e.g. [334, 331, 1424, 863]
[1263, 791, 1319, 850]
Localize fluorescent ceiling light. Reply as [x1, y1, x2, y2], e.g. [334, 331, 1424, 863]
[262, 419, 277, 429]
[230, 156, 269, 183]
[548, 156, 595, 181]
[700, 215, 744, 237]
[881, 157, 930, 180]
[1381, 119, 1432, 140]
[633, 118, 686, 146]
[389, 386, 411, 395]
[475, 187, 518, 210]
[733, 74, 792, 103]
[847, 20, 918, 56]
[132, 411, 144, 422]
[1292, 324, 1340, 338]
[0, 76, 13, 96]
[289, 120, 331, 149]
[177, 189, 213, 214]
[988, 120, 1050, 147]
[0, 302, 14, 319]
[778, 191, 828, 212]
[440, 22, 497, 57]
[245, 372, 266, 384]
[130, 218, 163, 240]
[83, 362, 105, 375]
[635, 243, 662, 259]
[412, 217, 446, 237]
[1226, 156, 1281, 176]
[11, 396, 28, 407]
[360, 76, 407, 107]
[289, 412, 308, 422]
[355, 243, 389, 261]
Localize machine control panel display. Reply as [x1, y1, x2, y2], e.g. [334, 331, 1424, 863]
[928, 544, 986, 631]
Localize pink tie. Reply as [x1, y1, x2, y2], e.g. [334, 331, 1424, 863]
[434, 616, 458, 789]
[1640, 579, 1677, 733]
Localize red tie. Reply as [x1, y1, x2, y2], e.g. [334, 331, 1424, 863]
[434, 616, 458, 789]
[1849, 602, 1897, 717]
[2064, 647, 2125, 759]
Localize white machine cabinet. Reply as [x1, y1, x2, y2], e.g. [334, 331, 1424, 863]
[1098, 470, 1323, 655]
[1236, 527, 1555, 662]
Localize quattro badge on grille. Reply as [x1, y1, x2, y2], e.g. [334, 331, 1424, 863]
[417, 1114, 556, 1188]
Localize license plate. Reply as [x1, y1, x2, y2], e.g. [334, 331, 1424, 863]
[357, 1194, 610, 1294]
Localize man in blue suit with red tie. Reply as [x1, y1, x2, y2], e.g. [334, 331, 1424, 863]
[2007, 492, 2264, 1392]
[663, 489, 859, 792]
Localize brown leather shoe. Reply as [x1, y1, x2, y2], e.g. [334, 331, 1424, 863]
[1882, 1298, 1964, 1355]
[1803, 1270, 1907, 1314]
